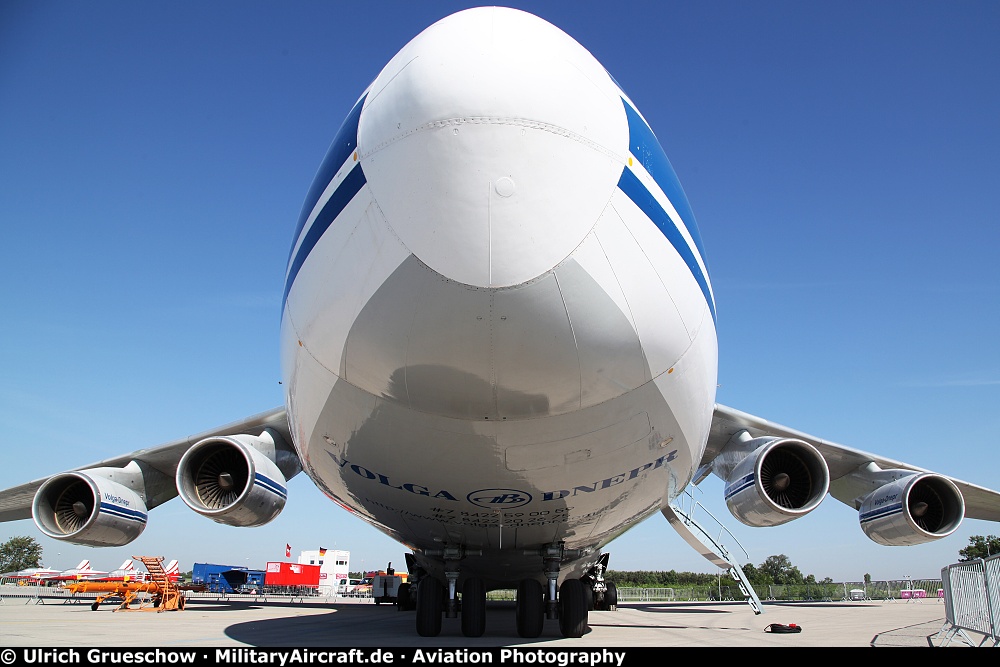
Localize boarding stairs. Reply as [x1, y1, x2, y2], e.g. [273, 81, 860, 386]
[123, 556, 185, 612]
[662, 491, 763, 615]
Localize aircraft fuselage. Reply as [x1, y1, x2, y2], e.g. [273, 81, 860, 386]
[279, 7, 717, 586]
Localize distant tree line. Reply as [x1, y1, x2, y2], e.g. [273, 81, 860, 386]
[606, 569, 720, 587]
[608, 554, 834, 588]
[607, 538, 1000, 588]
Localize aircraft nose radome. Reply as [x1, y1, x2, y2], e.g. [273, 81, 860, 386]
[357, 7, 628, 288]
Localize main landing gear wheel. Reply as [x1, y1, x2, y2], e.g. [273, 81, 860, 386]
[461, 577, 486, 637]
[516, 578, 544, 638]
[558, 578, 588, 638]
[416, 578, 444, 637]
[583, 584, 594, 611]
[397, 583, 412, 611]
[603, 581, 618, 611]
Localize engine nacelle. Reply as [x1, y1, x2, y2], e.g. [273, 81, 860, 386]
[859, 473, 964, 546]
[32, 472, 148, 547]
[718, 434, 831, 527]
[176, 429, 294, 527]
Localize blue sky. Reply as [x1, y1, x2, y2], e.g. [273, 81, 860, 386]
[1, 0, 998, 583]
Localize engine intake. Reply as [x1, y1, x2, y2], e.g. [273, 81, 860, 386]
[859, 473, 964, 546]
[715, 432, 830, 527]
[32, 472, 148, 547]
[176, 429, 295, 527]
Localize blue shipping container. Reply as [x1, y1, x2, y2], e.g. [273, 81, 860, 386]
[192, 563, 265, 593]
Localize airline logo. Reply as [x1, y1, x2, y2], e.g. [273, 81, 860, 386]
[467, 490, 533, 509]
[860, 492, 905, 525]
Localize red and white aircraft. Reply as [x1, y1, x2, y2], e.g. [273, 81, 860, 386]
[91, 559, 142, 582]
[2, 565, 61, 581]
[74, 558, 180, 583]
[41, 559, 106, 582]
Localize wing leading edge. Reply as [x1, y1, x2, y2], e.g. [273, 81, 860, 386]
[702, 403, 1000, 523]
[0, 408, 291, 527]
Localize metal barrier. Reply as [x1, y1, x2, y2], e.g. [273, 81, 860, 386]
[618, 588, 677, 602]
[937, 553, 1000, 647]
[0, 578, 95, 604]
[0, 578, 42, 604]
[613, 580, 944, 604]
[183, 588, 375, 604]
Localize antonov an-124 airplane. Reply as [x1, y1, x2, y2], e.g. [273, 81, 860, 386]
[1, 7, 999, 638]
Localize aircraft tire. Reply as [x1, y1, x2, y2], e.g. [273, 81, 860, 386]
[397, 583, 411, 611]
[415, 578, 443, 637]
[515, 578, 544, 638]
[461, 577, 487, 637]
[91, 601, 100, 612]
[559, 578, 588, 638]
[583, 584, 594, 611]
[605, 582, 618, 611]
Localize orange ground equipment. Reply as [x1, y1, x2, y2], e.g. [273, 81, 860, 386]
[66, 556, 185, 612]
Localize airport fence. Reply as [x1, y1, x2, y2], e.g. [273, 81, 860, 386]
[615, 584, 831, 602]
[183, 587, 376, 604]
[0, 577, 382, 606]
[0, 577, 83, 604]
[3, 574, 968, 610]
[0, 577, 43, 604]
[615, 580, 944, 603]
[936, 553, 1000, 647]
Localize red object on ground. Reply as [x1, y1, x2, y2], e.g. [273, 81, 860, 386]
[264, 562, 321, 588]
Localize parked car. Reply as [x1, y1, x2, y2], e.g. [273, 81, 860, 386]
[339, 578, 366, 595]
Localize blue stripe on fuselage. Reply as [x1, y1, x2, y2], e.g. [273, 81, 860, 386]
[621, 100, 709, 267]
[618, 99, 715, 324]
[618, 168, 716, 323]
[282, 163, 367, 307]
[288, 94, 367, 267]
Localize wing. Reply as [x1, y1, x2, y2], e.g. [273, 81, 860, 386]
[697, 404, 1000, 545]
[0, 408, 293, 544]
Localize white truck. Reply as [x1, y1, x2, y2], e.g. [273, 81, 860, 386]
[337, 578, 368, 596]
[368, 563, 407, 605]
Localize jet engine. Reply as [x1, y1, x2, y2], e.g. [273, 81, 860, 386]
[32, 470, 148, 547]
[175, 428, 300, 527]
[858, 473, 964, 546]
[714, 431, 830, 527]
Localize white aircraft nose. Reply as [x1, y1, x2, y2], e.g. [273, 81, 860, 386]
[357, 7, 628, 288]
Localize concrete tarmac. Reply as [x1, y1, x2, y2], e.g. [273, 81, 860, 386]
[0, 596, 981, 648]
